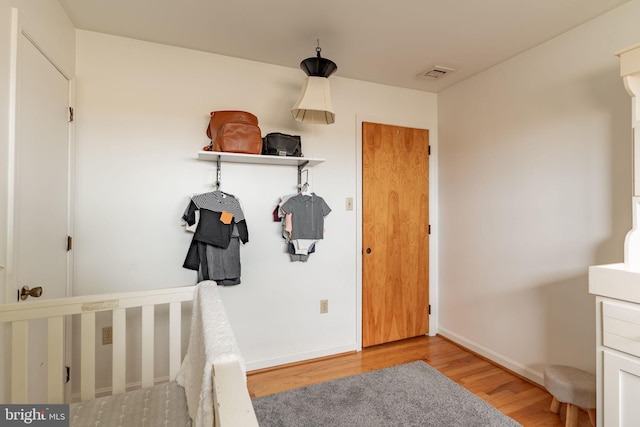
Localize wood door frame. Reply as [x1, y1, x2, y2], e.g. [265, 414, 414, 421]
[355, 114, 438, 351]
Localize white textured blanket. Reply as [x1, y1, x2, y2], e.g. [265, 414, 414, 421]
[176, 281, 245, 427]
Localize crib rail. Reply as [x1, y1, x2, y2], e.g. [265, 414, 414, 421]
[0, 286, 196, 404]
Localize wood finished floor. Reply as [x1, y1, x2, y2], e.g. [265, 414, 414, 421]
[247, 335, 592, 426]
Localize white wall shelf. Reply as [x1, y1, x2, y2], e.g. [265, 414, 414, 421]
[197, 151, 324, 167]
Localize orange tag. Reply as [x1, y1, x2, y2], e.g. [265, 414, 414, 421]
[220, 211, 233, 224]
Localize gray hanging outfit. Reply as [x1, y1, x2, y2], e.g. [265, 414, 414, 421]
[182, 191, 248, 285]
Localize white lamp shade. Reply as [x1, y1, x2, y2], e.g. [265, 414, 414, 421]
[291, 76, 335, 124]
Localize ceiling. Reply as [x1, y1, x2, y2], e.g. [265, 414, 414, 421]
[58, 0, 631, 93]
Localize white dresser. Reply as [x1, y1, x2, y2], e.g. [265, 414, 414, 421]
[589, 42, 640, 427]
[589, 265, 640, 426]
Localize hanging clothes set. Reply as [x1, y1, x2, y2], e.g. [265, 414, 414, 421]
[182, 191, 248, 285]
[276, 192, 331, 262]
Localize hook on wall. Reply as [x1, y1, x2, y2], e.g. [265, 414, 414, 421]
[297, 161, 309, 192]
[215, 156, 221, 190]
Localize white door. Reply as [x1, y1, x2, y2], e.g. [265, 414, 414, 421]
[13, 32, 71, 402]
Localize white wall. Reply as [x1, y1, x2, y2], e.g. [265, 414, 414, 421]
[73, 30, 437, 371]
[0, 0, 75, 404]
[438, 0, 640, 384]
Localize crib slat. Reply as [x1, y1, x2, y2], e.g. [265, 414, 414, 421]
[169, 301, 181, 380]
[80, 312, 96, 400]
[141, 305, 154, 388]
[112, 308, 126, 394]
[11, 320, 28, 403]
[0, 287, 197, 403]
[47, 316, 64, 403]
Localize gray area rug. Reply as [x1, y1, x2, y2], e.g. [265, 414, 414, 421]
[252, 360, 522, 427]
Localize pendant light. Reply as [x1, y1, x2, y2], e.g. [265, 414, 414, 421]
[291, 41, 337, 124]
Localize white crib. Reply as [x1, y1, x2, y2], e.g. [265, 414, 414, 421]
[0, 282, 258, 427]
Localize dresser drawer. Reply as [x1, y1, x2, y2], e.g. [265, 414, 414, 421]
[603, 300, 640, 358]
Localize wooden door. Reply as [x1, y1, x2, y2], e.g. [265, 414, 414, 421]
[362, 122, 429, 347]
[12, 32, 71, 403]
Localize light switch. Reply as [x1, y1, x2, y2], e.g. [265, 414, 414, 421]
[346, 197, 353, 211]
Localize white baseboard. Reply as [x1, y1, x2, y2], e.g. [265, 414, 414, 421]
[245, 343, 358, 372]
[437, 327, 544, 386]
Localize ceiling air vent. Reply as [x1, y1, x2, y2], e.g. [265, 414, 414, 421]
[418, 65, 456, 80]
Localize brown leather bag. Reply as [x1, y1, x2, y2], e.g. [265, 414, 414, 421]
[204, 111, 263, 154]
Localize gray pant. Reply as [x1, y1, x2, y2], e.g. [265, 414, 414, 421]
[197, 237, 241, 286]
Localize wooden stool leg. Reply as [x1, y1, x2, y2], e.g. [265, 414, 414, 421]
[550, 397, 561, 413]
[565, 404, 579, 427]
[587, 408, 596, 426]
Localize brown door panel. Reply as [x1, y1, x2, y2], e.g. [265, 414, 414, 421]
[362, 122, 430, 347]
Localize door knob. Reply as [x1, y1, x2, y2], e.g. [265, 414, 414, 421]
[20, 286, 43, 301]
[365, 248, 372, 254]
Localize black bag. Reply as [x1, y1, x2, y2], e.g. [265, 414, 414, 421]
[262, 133, 302, 157]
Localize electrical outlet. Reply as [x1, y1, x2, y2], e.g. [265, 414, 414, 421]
[102, 326, 113, 345]
[320, 299, 329, 314]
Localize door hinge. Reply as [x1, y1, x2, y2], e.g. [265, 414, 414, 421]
[67, 235, 72, 251]
[428, 225, 431, 234]
[428, 145, 431, 155]
[428, 305, 431, 315]
[65, 366, 70, 383]
[69, 107, 74, 122]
